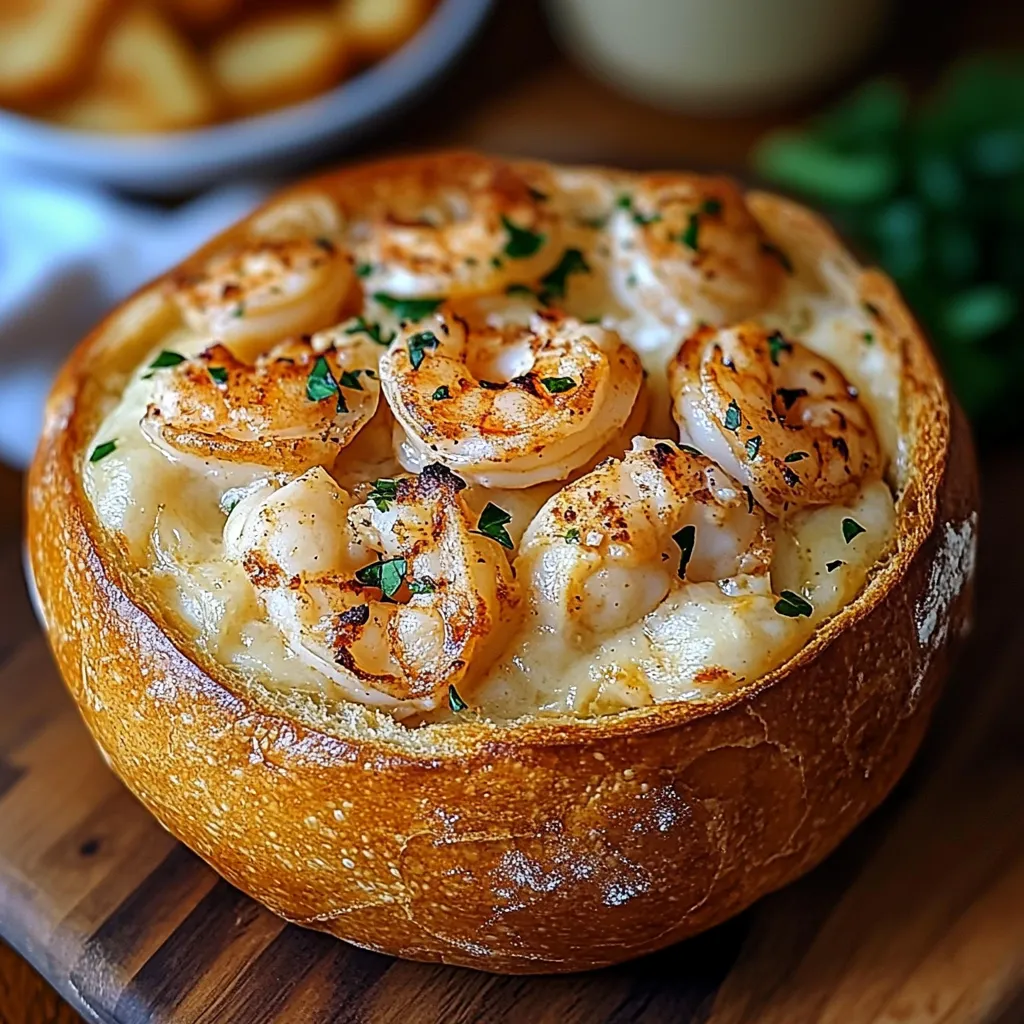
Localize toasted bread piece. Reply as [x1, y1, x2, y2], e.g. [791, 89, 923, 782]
[47, 5, 218, 133]
[209, 10, 348, 116]
[0, 0, 112, 106]
[337, 0, 431, 60]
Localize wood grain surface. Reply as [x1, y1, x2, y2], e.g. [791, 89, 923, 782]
[3, 1, 1024, 1020]
[1, 448, 1021, 1023]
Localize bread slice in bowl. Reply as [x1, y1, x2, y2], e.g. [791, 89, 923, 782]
[28, 153, 977, 973]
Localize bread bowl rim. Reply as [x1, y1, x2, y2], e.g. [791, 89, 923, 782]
[29, 150, 952, 758]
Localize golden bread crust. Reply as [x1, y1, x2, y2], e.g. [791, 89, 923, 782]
[27, 153, 978, 973]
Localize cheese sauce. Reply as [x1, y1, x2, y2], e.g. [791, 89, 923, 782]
[83, 162, 898, 724]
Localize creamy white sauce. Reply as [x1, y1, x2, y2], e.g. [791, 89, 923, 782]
[82, 170, 899, 725]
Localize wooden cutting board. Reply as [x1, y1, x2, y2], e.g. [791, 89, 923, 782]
[1, 452, 1023, 1024]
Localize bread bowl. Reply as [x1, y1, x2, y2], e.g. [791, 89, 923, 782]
[27, 152, 978, 973]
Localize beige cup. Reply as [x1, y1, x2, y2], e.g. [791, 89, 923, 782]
[546, 0, 891, 113]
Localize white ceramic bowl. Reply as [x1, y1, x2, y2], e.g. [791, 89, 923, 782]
[0, 0, 493, 194]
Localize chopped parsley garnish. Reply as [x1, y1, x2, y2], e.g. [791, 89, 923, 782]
[355, 262, 373, 277]
[432, 385, 450, 400]
[564, 527, 581, 543]
[702, 197, 723, 216]
[761, 242, 794, 274]
[148, 350, 186, 370]
[338, 369, 364, 391]
[541, 376, 577, 394]
[345, 316, 395, 347]
[862, 330, 875, 344]
[615, 194, 632, 209]
[475, 502, 514, 549]
[501, 215, 546, 259]
[767, 330, 792, 365]
[306, 356, 339, 403]
[208, 366, 229, 386]
[407, 330, 439, 370]
[373, 292, 444, 321]
[354, 556, 407, 600]
[826, 559, 845, 572]
[506, 283, 536, 299]
[680, 212, 700, 250]
[775, 590, 813, 617]
[539, 248, 590, 304]
[89, 440, 117, 463]
[367, 478, 398, 512]
[633, 210, 662, 226]
[782, 466, 801, 487]
[784, 451, 809, 462]
[842, 517, 866, 543]
[679, 443, 704, 456]
[408, 577, 437, 595]
[448, 684, 468, 713]
[746, 435, 762, 459]
[673, 524, 696, 579]
[231, 303, 245, 318]
[724, 400, 742, 432]
[744, 485, 755, 513]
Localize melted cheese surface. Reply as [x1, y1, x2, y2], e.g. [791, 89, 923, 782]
[83, 164, 899, 724]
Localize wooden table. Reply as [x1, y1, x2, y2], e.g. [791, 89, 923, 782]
[2, 1, 1024, 1020]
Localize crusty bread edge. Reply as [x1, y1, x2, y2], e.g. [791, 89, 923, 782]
[27, 153, 979, 973]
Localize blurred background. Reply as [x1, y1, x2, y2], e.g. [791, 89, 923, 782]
[0, 0, 1023, 469]
[2, 1, 1024, 1019]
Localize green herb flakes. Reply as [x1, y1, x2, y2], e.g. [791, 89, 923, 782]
[541, 376, 577, 394]
[345, 316, 395, 347]
[148, 350, 185, 370]
[367, 478, 398, 512]
[842, 517, 866, 543]
[502, 215, 546, 259]
[826, 559, 845, 572]
[89, 440, 117, 463]
[208, 366, 229, 386]
[407, 330, 439, 370]
[432, 385, 450, 400]
[355, 557, 407, 599]
[408, 577, 437, 595]
[373, 293, 444, 321]
[475, 502, 514, 549]
[784, 451, 809, 463]
[564, 527, 581, 543]
[306, 356, 338, 402]
[724, 400, 742, 432]
[746, 435, 762, 459]
[767, 330, 792, 365]
[539, 249, 590, 304]
[775, 590, 813, 617]
[448, 685, 468, 713]
[680, 212, 700, 250]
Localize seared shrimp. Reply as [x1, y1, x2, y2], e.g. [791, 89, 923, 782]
[225, 464, 519, 714]
[142, 331, 380, 472]
[609, 174, 784, 328]
[350, 156, 562, 300]
[379, 308, 645, 489]
[517, 437, 771, 638]
[171, 235, 353, 360]
[669, 323, 882, 517]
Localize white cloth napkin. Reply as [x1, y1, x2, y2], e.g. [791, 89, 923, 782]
[0, 170, 268, 468]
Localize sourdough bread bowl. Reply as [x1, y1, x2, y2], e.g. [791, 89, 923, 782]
[27, 153, 978, 973]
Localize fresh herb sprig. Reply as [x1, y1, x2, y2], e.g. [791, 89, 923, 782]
[753, 60, 1024, 429]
